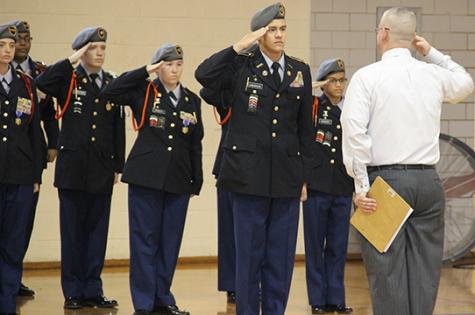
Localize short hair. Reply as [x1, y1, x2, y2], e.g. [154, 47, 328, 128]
[381, 7, 416, 44]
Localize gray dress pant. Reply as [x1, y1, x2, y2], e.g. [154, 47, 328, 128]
[360, 168, 445, 315]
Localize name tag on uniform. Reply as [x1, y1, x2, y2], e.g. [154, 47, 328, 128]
[247, 82, 264, 91]
[16, 97, 32, 115]
[318, 118, 332, 125]
[76, 90, 87, 96]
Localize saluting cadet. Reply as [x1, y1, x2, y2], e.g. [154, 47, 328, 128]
[303, 59, 353, 314]
[10, 19, 59, 298]
[35, 27, 125, 310]
[195, 3, 314, 315]
[101, 44, 203, 315]
[0, 23, 42, 315]
[199, 87, 236, 304]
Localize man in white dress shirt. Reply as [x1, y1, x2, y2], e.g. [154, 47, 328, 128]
[341, 7, 473, 315]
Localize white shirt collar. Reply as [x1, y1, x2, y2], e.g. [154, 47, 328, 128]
[260, 49, 285, 72]
[163, 82, 182, 106]
[0, 66, 14, 84]
[12, 56, 31, 75]
[381, 48, 412, 60]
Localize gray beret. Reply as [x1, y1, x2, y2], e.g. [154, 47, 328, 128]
[250, 2, 286, 31]
[316, 58, 345, 81]
[0, 24, 17, 41]
[72, 27, 107, 50]
[151, 43, 184, 64]
[8, 20, 29, 33]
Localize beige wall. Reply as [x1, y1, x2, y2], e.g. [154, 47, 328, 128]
[0, 0, 311, 262]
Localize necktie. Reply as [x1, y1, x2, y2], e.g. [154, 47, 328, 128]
[16, 64, 23, 72]
[1, 78, 10, 94]
[168, 91, 177, 103]
[90, 73, 100, 91]
[271, 62, 281, 88]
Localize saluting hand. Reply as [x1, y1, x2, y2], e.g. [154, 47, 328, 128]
[146, 61, 164, 75]
[412, 35, 431, 56]
[312, 79, 330, 89]
[354, 192, 377, 214]
[233, 27, 268, 53]
[68, 42, 91, 66]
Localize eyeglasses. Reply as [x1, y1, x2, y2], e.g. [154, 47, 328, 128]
[327, 78, 347, 85]
[374, 27, 390, 33]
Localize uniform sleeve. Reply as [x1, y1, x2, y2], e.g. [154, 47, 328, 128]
[195, 46, 240, 91]
[298, 65, 315, 183]
[199, 87, 231, 117]
[100, 66, 149, 111]
[35, 58, 74, 99]
[40, 96, 59, 149]
[28, 81, 43, 183]
[341, 71, 372, 194]
[113, 105, 126, 173]
[422, 47, 474, 104]
[190, 97, 204, 195]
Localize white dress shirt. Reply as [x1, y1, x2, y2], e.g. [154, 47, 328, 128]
[341, 47, 474, 193]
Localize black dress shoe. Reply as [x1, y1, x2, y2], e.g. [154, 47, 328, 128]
[133, 311, 156, 315]
[18, 283, 35, 297]
[327, 304, 353, 314]
[155, 305, 190, 315]
[226, 291, 236, 304]
[64, 297, 82, 309]
[82, 296, 118, 308]
[311, 305, 328, 314]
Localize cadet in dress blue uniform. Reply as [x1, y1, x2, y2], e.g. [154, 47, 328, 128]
[35, 27, 125, 310]
[303, 59, 353, 314]
[101, 44, 203, 315]
[195, 3, 314, 315]
[0, 23, 42, 315]
[10, 19, 59, 298]
[199, 87, 236, 304]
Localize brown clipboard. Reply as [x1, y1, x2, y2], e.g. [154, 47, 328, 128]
[350, 176, 414, 253]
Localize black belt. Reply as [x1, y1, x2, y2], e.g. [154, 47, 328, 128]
[367, 164, 435, 173]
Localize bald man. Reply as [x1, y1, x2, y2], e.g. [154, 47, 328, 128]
[341, 7, 473, 315]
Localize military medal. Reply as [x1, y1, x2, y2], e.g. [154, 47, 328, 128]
[247, 94, 258, 113]
[15, 117, 21, 125]
[149, 115, 158, 127]
[182, 119, 190, 134]
[105, 103, 112, 111]
[315, 130, 324, 143]
[323, 131, 333, 147]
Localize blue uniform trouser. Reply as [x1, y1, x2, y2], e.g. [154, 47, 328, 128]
[59, 189, 112, 299]
[20, 191, 39, 281]
[0, 184, 34, 313]
[128, 185, 190, 311]
[303, 190, 352, 306]
[231, 192, 299, 315]
[217, 187, 235, 292]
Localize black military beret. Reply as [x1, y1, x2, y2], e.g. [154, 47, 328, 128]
[151, 43, 183, 64]
[250, 2, 286, 31]
[71, 27, 107, 50]
[0, 24, 17, 41]
[316, 58, 345, 81]
[9, 20, 30, 33]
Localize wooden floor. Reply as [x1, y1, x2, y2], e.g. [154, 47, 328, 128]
[17, 261, 475, 315]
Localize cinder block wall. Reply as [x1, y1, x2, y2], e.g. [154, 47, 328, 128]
[311, 0, 475, 253]
[0, 0, 311, 262]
